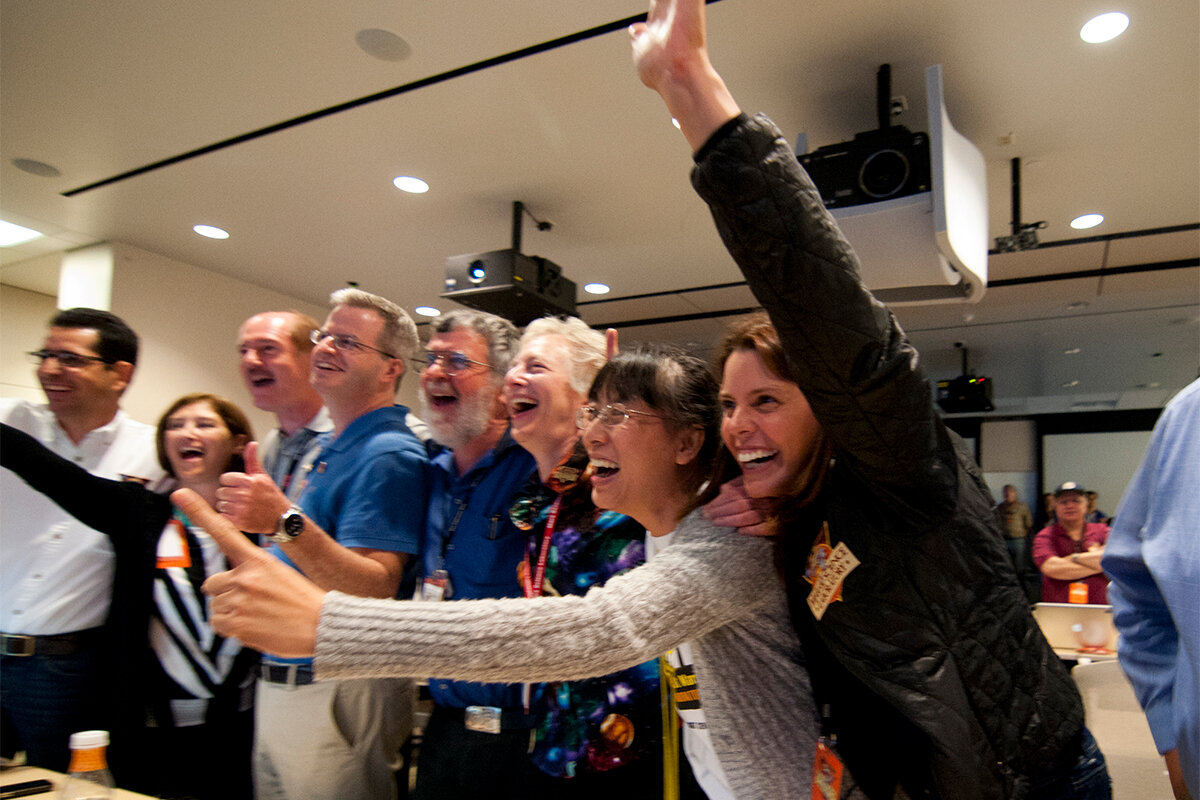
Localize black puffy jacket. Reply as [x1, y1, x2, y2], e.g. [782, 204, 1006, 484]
[691, 114, 1084, 800]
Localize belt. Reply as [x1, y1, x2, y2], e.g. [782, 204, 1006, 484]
[260, 664, 314, 686]
[441, 704, 536, 734]
[0, 629, 101, 657]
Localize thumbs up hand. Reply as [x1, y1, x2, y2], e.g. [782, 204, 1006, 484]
[216, 440, 291, 534]
[175, 488, 324, 656]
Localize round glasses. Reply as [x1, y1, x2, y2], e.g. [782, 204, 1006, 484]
[27, 350, 112, 369]
[576, 403, 667, 429]
[417, 351, 492, 376]
[309, 329, 396, 359]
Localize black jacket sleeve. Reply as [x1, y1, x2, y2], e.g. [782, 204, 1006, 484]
[1, 422, 168, 536]
[690, 115, 958, 526]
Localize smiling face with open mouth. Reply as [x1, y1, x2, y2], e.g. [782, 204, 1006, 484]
[36, 327, 125, 422]
[161, 400, 246, 485]
[581, 393, 690, 535]
[237, 312, 313, 414]
[419, 326, 499, 451]
[504, 334, 584, 470]
[719, 348, 823, 500]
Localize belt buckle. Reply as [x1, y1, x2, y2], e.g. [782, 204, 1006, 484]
[1, 634, 35, 657]
[464, 705, 502, 734]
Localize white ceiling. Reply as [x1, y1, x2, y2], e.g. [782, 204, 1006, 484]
[2, 0, 1197, 413]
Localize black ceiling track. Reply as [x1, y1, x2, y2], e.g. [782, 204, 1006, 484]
[62, 0, 728, 197]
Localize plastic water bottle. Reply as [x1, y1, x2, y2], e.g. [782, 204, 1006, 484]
[60, 730, 115, 799]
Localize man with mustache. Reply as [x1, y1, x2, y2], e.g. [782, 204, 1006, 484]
[237, 310, 332, 499]
[413, 309, 539, 800]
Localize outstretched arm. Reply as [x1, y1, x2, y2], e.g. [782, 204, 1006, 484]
[630, 0, 741, 152]
[1, 422, 153, 536]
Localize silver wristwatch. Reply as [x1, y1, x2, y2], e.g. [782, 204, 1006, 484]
[271, 505, 306, 545]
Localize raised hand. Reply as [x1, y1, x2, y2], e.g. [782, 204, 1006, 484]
[215, 440, 290, 533]
[175, 488, 325, 657]
[629, 0, 740, 151]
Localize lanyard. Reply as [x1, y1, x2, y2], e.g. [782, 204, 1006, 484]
[519, 493, 563, 714]
[438, 471, 486, 566]
[522, 495, 563, 598]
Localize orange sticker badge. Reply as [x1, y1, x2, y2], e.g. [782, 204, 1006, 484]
[156, 518, 191, 569]
[806, 523, 859, 620]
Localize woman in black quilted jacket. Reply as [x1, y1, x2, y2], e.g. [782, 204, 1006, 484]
[631, 0, 1112, 797]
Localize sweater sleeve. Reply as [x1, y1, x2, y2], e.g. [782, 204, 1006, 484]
[0, 421, 159, 537]
[689, 115, 957, 526]
[315, 511, 774, 682]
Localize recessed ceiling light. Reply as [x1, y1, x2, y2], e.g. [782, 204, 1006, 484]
[393, 176, 429, 194]
[1064, 347, 1081, 355]
[355, 28, 412, 62]
[1062, 379, 1080, 388]
[0, 220, 44, 246]
[583, 282, 611, 295]
[193, 224, 229, 240]
[414, 306, 440, 317]
[1080, 12, 1129, 44]
[1070, 213, 1104, 229]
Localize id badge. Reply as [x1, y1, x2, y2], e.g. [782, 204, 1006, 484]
[811, 737, 844, 800]
[422, 569, 451, 602]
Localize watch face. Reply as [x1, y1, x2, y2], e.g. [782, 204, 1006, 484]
[282, 512, 305, 538]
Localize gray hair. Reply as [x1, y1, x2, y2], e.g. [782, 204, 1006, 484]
[328, 288, 419, 363]
[520, 316, 606, 394]
[431, 309, 519, 377]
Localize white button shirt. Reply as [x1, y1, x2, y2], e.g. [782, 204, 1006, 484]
[1, 399, 167, 634]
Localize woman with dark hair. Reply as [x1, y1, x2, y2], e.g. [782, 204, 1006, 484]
[188, 345, 863, 799]
[629, 1, 1110, 797]
[1, 393, 258, 800]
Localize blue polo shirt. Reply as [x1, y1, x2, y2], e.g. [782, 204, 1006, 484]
[267, 404, 428, 665]
[423, 429, 536, 709]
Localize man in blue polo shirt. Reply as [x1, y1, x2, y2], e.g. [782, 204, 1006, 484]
[414, 309, 538, 800]
[217, 288, 427, 800]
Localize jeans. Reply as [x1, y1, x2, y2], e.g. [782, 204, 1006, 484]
[0, 640, 105, 772]
[1026, 727, 1112, 800]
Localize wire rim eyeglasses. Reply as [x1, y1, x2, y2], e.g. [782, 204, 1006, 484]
[309, 329, 396, 359]
[576, 403, 668, 429]
[27, 350, 113, 369]
[416, 351, 492, 376]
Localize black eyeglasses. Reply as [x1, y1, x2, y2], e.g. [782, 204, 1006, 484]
[27, 350, 112, 369]
[309, 329, 396, 359]
[576, 403, 668, 429]
[417, 351, 492, 376]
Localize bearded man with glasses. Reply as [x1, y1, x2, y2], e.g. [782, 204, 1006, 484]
[2, 307, 167, 776]
[411, 309, 541, 800]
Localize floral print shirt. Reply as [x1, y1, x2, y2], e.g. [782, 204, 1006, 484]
[510, 441, 661, 778]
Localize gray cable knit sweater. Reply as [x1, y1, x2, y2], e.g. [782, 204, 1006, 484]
[316, 509, 822, 799]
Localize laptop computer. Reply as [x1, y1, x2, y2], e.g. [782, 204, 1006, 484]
[1032, 602, 1119, 657]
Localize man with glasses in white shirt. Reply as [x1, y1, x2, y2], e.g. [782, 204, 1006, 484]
[1, 307, 166, 774]
[217, 288, 427, 800]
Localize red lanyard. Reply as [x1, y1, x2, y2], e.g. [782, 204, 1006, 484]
[522, 495, 563, 598]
